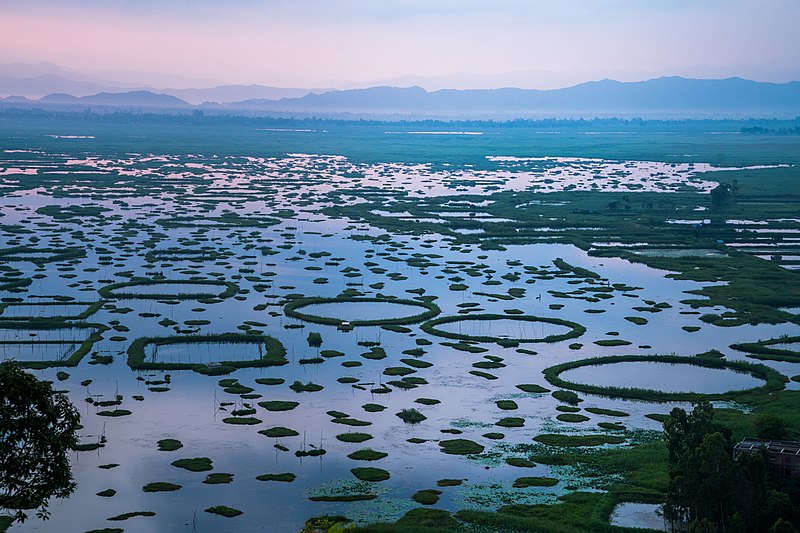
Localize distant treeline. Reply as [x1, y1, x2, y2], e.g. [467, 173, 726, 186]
[740, 126, 800, 135]
[1, 106, 799, 131]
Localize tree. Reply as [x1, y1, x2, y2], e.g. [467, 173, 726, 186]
[754, 414, 788, 440]
[0, 362, 80, 522]
[710, 183, 734, 210]
[664, 402, 732, 529]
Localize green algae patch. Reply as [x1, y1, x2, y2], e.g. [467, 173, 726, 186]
[556, 413, 590, 423]
[496, 417, 525, 428]
[516, 384, 549, 393]
[585, 407, 629, 417]
[396, 408, 427, 424]
[255, 377, 285, 386]
[222, 416, 261, 425]
[203, 473, 234, 484]
[107, 511, 156, 521]
[204, 506, 242, 518]
[289, 380, 323, 393]
[552, 390, 583, 405]
[256, 473, 296, 482]
[594, 339, 632, 347]
[512, 476, 558, 488]
[351, 467, 390, 482]
[171, 457, 213, 472]
[347, 449, 388, 461]
[506, 457, 537, 468]
[336, 432, 373, 443]
[439, 439, 485, 455]
[142, 482, 181, 492]
[533, 434, 625, 447]
[259, 427, 299, 438]
[412, 489, 442, 505]
[258, 400, 299, 411]
[157, 438, 183, 451]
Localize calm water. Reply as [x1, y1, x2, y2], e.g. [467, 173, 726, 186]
[0, 142, 795, 532]
[560, 361, 764, 394]
[298, 301, 426, 322]
[434, 317, 574, 340]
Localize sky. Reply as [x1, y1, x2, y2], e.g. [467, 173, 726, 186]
[1, 0, 799, 89]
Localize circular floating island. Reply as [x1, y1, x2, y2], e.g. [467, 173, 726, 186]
[99, 279, 238, 300]
[421, 314, 585, 344]
[284, 297, 440, 327]
[543, 355, 786, 401]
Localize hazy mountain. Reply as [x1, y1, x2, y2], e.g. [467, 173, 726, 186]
[228, 77, 800, 117]
[3, 76, 799, 118]
[39, 90, 191, 109]
[161, 85, 326, 105]
[0, 73, 128, 98]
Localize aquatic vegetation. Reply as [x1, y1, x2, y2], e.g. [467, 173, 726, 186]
[421, 314, 586, 344]
[351, 467, 391, 482]
[127, 333, 287, 373]
[543, 354, 786, 401]
[439, 439, 485, 455]
[396, 408, 427, 424]
[284, 296, 440, 327]
[156, 439, 183, 451]
[506, 457, 536, 468]
[256, 473, 296, 482]
[347, 449, 388, 461]
[259, 427, 299, 438]
[556, 413, 590, 423]
[4, 121, 799, 532]
[204, 505, 242, 518]
[533, 434, 626, 447]
[730, 335, 800, 362]
[99, 278, 238, 300]
[496, 417, 525, 428]
[171, 457, 213, 472]
[107, 511, 156, 521]
[412, 489, 442, 505]
[142, 482, 181, 492]
[203, 473, 234, 484]
[512, 476, 559, 488]
[336, 433, 373, 443]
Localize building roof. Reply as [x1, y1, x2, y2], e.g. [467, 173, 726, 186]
[735, 438, 800, 456]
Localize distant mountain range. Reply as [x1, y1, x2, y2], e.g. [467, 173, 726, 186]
[2, 76, 799, 118]
[0, 62, 327, 104]
[222, 77, 800, 116]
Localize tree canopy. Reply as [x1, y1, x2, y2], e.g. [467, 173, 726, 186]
[0, 362, 80, 522]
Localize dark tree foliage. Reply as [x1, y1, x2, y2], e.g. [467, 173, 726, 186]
[0, 362, 80, 522]
[664, 402, 733, 528]
[710, 183, 735, 210]
[755, 414, 789, 440]
[664, 402, 800, 533]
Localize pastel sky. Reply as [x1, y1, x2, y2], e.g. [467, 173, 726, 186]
[1, 0, 799, 89]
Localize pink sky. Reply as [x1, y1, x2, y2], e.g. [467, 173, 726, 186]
[1, 0, 798, 89]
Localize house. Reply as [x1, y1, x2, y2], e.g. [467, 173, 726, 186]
[734, 438, 800, 475]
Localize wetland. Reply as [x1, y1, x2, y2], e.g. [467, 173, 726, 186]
[0, 116, 799, 532]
